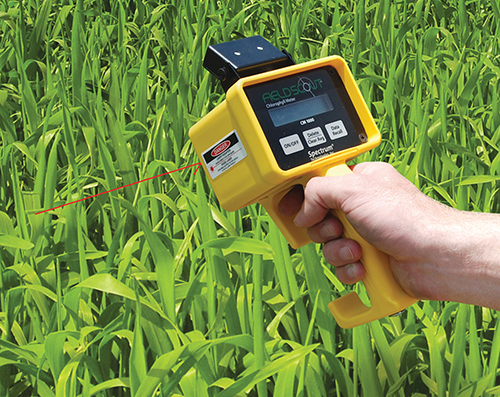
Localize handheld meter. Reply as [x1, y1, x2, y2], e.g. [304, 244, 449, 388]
[189, 36, 417, 328]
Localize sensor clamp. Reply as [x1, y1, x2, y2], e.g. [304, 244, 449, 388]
[203, 35, 295, 92]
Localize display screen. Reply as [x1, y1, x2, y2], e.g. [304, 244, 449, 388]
[268, 94, 334, 127]
[244, 67, 366, 170]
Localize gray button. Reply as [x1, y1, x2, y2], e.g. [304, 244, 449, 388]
[303, 127, 327, 147]
[325, 120, 348, 140]
[279, 134, 304, 155]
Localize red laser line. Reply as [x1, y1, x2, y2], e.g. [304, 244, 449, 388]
[35, 163, 202, 215]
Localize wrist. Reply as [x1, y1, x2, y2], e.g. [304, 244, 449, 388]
[426, 208, 500, 310]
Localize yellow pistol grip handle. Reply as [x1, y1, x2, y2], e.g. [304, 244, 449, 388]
[325, 164, 417, 329]
[258, 163, 417, 328]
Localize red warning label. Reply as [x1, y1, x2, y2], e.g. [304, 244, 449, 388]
[211, 141, 230, 157]
[202, 130, 247, 179]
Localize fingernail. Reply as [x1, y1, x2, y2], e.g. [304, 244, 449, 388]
[294, 214, 304, 227]
[346, 263, 357, 279]
[339, 245, 354, 261]
[319, 221, 335, 238]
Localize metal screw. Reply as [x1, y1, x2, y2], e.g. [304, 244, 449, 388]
[218, 67, 228, 81]
[359, 133, 368, 143]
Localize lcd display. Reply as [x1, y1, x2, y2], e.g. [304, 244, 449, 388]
[268, 94, 334, 127]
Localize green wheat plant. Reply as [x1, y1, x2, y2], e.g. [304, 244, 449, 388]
[1, 0, 500, 396]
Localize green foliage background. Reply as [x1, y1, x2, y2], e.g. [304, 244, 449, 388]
[1, 0, 500, 396]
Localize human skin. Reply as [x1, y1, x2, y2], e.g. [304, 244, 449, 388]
[278, 162, 500, 311]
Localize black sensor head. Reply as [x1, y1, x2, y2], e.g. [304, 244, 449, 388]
[203, 35, 295, 92]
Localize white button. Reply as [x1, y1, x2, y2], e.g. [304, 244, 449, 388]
[279, 134, 304, 155]
[325, 120, 348, 140]
[303, 127, 326, 147]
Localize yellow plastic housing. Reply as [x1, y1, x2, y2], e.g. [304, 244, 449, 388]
[189, 55, 417, 328]
[189, 56, 380, 246]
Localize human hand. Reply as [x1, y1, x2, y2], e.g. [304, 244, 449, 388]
[278, 162, 500, 310]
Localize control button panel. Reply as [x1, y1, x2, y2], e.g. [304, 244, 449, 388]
[244, 67, 366, 170]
